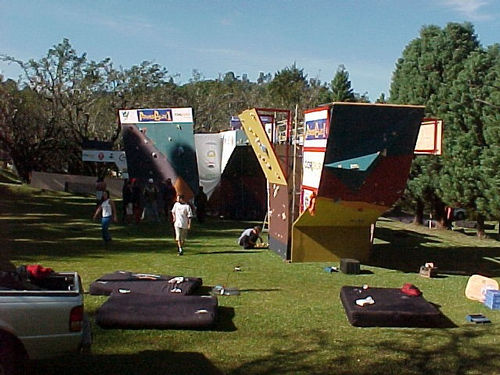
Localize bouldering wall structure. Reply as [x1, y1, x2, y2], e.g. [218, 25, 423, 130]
[238, 108, 293, 258]
[119, 108, 199, 199]
[202, 129, 267, 220]
[239, 103, 425, 262]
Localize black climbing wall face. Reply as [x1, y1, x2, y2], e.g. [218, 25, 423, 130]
[319, 103, 424, 207]
[122, 124, 178, 188]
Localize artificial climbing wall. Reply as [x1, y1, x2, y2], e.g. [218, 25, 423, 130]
[292, 103, 425, 262]
[120, 108, 199, 199]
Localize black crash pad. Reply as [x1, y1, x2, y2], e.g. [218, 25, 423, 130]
[89, 271, 202, 296]
[96, 292, 218, 329]
[340, 286, 443, 327]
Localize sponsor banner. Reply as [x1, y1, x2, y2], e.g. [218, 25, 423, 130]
[230, 116, 241, 129]
[119, 108, 193, 124]
[302, 150, 326, 189]
[194, 134, 223, 199]
[304, 109, 328, 148]
[82, 150, 128, 170]
[304, 108, 328, 122]
[230, 115, 272, 129]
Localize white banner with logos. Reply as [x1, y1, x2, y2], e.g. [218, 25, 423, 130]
[82, 150, 128, 171]
[194, 134, 223, 199]
[119, 108, 193, 124]
[302, 150, 326, 190]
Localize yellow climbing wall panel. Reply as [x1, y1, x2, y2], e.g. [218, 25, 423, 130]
[238, 109, 287, 186]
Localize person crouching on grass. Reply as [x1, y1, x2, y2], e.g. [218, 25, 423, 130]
[171, 194, 193, 255]
[93, 190, 118, 244]
[238, 226, 263, 249]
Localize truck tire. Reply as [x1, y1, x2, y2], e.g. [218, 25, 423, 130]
[0, 331, 25, 375]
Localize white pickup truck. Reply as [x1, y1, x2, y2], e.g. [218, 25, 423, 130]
[0, 270, 91, 375]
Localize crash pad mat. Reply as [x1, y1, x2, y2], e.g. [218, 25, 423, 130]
[89, 271, 202, 296]
[340, 286, 443, 327]
[95, 292, 218, 329]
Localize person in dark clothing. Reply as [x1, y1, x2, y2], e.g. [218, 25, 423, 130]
[122, 179, 133, 224]
[130, 178, 143, 224]
[238, 226, 263, 249]
[143, 178, 160, 222]
[161, 178, 177, 221]
[194, 186, 208, 223]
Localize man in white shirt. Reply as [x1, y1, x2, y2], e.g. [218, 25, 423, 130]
[171, 195, 193, 255]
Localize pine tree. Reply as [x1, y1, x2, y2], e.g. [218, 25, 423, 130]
[330, 65, 356, 102]
[390, 23, 480, 226]
[439, 46, 500, 237]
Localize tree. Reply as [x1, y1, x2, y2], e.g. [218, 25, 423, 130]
[180, 71, 257, 133]
[257, 72, 272, 85]
[2, 39, 118, 175]
[329, 65, 356, 102]
[2, 39, 178, 177]
[480, 47, 500, 231]
[268, 63, 309, 109]
[390, 23, 480, 226]
[438, 45, 500, 237]
[0, 79, 64, 181]
[376, 93, 387, 103]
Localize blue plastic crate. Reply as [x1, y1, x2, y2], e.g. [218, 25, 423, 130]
[484, 289, 500, 310]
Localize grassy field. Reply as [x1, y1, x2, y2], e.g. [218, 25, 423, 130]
[1, 181, 500, 375]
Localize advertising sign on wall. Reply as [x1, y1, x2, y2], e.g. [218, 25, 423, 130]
[301, 108, 329, 212]
[303, 109, 328, 148]
[82, 150, 128, 171]
[119, 108, 193, 124]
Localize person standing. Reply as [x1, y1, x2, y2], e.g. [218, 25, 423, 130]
[95, 177, 107, 206]
[162, 178, 177, 220]
[93, 190, 117, 244]
[143, 178, 160, 222]
[121, 179, 133, 224]
[171, 194, 193, 256]
[194, 186, 208, 223]
[130, 178, 143, 224]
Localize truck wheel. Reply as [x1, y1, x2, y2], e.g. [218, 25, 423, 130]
[0, 331, 25, 375]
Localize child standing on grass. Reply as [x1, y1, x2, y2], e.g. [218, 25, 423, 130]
[171, 194, 193, 255]
[93, 190, 117, 244]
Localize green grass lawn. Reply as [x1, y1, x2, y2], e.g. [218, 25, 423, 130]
[1, 182, 500, 375]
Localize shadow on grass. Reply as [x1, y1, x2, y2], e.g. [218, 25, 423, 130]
[430, 304, 458, 328]
[238, 288, 282, 293]
[31, 350, 223, 375]
[227, 328, 500, 375]
[370, 227, 500, 277]
[215, 306, 237, 332]
[197, 250, 263, 255]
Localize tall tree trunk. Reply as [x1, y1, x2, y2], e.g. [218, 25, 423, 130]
[433, 198, 447, 229]
[476, 214, 486, 239]
[414, 200, 424, 225]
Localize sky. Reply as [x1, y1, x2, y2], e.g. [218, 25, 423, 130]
[1, 0, 499, 101]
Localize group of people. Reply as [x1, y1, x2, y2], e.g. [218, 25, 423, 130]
[121, 178, 178, 225]
[93, 176, 264, 254]
[93, 177, 210, 255]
